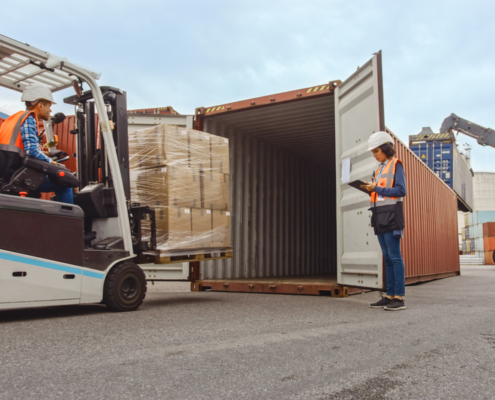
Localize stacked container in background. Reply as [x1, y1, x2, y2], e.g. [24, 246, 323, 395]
[128, 124, 231, 253]
[409, 128, 473, 211]
[483, 222, 495, 265]
[461, 211, 495, 261]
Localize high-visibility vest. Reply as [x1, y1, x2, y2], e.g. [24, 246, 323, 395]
[0, 110, 38, 157]
[370, 157, 403, 207]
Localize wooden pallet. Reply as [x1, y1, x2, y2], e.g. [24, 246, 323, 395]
[138, 249, 233, 265]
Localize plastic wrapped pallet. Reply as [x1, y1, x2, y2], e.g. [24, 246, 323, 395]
[129, 124, 231, 254]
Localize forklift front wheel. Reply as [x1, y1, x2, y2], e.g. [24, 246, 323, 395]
[103, 262, 147, 312]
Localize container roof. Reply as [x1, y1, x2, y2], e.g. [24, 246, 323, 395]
[0, 34, 100, 94]
[204, 94, 335, 170]
[198, 82, 340, 170]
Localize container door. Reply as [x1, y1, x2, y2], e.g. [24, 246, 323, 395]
[335, 52, 385, 289]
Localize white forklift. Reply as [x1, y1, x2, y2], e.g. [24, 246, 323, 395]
[0, 34, 154, 312]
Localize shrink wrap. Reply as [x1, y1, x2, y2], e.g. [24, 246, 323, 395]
[129, 124, 231, 253]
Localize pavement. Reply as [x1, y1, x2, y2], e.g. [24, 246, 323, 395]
[1, 265, 495, 400]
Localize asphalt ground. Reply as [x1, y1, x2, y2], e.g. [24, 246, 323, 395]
[1, 265, 495, 400]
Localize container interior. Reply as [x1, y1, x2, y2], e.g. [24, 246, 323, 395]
[200, 94, 337, 280]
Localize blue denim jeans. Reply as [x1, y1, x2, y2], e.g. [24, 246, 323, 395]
[36, 176, 74, 204]
[376, 232, 405, 296]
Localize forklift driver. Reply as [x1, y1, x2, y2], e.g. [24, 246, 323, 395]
[0, 84, 73, 204]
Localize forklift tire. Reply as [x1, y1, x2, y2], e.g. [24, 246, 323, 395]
[103, 262, 147, 312]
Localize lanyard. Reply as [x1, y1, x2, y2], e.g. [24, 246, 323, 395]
[374, 158, 391, 183]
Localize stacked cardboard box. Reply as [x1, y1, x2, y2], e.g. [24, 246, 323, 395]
[129, 124, 231, 252]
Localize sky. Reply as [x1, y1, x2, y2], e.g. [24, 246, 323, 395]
[1, 0, 494, 172]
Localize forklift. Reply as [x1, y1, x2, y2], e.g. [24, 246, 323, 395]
[0, 34, 154, 311]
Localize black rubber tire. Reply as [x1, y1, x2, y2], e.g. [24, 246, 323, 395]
[103, 262, 147, 312]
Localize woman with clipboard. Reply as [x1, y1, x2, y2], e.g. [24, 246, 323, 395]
[360, 132, 407, 311]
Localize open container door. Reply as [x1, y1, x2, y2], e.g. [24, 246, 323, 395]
[335, 52, 385, 289]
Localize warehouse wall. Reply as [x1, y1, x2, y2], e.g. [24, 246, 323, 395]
[473, 172, 495, 211]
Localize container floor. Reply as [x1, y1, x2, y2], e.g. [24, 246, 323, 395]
[192, 275, 362, 297]
[193, 271, 461, 297]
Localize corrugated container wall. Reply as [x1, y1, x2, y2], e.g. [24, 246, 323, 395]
[452, 145, 473, 209]
[199, 97, 336, 279]
[53, 116, 78, 173]
[197, 90, 459, 283]
[394, 138, 459, 282]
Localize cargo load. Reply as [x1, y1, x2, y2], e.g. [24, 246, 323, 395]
[129, 124, 231, 254]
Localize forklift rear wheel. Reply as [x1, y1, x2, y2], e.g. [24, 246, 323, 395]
[103, 262, 147, 312]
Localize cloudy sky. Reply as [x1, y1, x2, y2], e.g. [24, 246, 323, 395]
[1, 0, 493, 171]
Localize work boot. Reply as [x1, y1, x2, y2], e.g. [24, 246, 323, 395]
[369, 297, 393, 308]
[384, 299, 406, 311]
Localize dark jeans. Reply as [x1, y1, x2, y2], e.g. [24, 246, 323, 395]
[377, 232, 405, 296]
[36, 177, 74, 204]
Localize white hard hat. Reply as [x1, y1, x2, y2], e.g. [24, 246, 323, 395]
[21, 83, 56, 104]
[367, 131, 394, 151]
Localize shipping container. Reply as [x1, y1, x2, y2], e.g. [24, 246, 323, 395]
[128, 106, 180, 115]
[484, 250, 495, 265]
[470, 238, 476, 251]
[465, 226, 470, 239]
[469, 211, 495, 226]
[409, 128, 473, 212]
[462, 240, 467, 253]
[192, 52, 460, 295]
[483, 222, 495, 237]
[0, 117, 4, 128]
[473, 172, 495, 211]
[476, 237, 484, 253]
[127, 113, 194, 134]
[483, 236, 495, 251]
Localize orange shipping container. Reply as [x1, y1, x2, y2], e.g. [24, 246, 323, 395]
[484, 251, 495, 265]
[483, 236, 495, 251]
[483, 222, 495, 237]
[194, 52, 460, 289]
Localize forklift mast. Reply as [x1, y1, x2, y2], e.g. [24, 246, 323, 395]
[64, 87, 156, 253]
[64, 87, 130, 199]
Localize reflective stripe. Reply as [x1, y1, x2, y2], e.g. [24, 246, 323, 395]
[10, 111, 31, 146]
[0, 143, 25, 157]
[371, 158, 402, 207]
[0, 251, 105, 279]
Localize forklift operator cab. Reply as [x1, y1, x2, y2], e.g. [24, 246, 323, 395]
[0, 151, 80, 198]
[0, 34, 148, 313]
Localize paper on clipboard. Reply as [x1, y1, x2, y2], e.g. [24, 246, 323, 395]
[341, 158, 351, 183]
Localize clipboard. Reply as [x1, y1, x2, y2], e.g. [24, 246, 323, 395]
[347, 180, 371, 195]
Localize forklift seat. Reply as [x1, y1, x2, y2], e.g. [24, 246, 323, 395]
[0, 151, 5, 178]
[0, 154, 80, 197]
[0, 150, 23, 185]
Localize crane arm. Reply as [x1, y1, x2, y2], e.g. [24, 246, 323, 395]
[440, 113, 495, 148]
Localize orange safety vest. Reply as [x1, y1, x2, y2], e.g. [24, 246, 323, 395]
[370, 157, 403, 206]
[0, 110, 39, 157]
